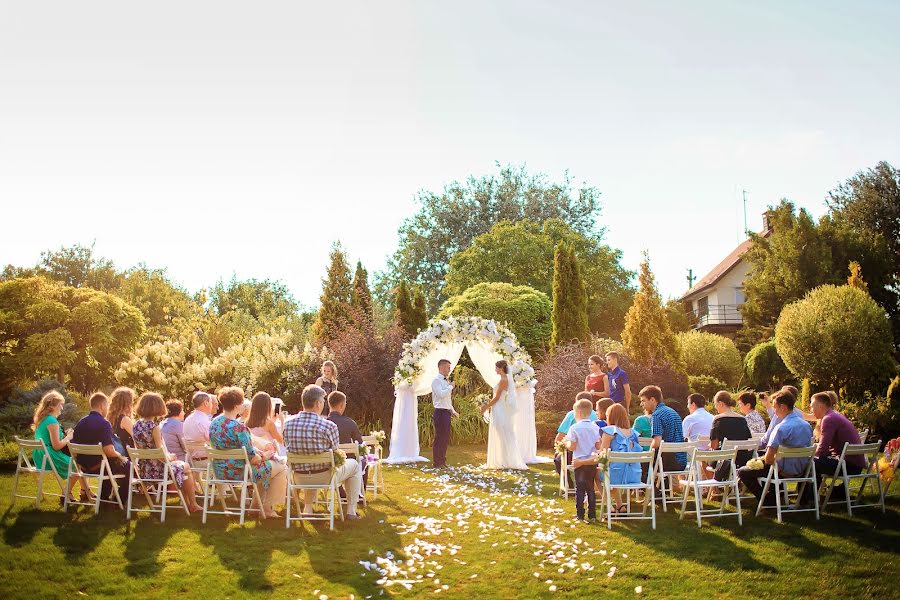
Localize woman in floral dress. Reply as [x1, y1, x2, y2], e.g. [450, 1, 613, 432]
[133, 392, 202, 512]
[208, 387, 287, 518]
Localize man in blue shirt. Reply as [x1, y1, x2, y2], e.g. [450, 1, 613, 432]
[639, 385, 686, 483]
[605, 352, 632, 411]
[738, 389, 813, 508]
[554, 392, 597, 484]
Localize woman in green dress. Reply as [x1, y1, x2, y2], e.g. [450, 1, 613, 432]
[32, 390, 85, 502]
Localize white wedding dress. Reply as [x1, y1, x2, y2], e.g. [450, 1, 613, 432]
[485, 376, 527, 470]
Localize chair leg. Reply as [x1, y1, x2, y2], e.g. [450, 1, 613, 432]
[774, 481, 783, 523]
[36, 468, 45, 509]
[694, 483, 702, 528]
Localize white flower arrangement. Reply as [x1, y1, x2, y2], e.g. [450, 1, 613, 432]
[392, 316, 537, 388]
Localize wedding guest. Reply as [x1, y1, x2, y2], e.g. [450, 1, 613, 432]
[209, 387, 287, 519]
[71, 392, 130, 504]
[327, 391, 368, 496]
[315, 360, 339, 403]
[584, 355, 608, 401]
[594, 398, 614, 430]
[247, 392, 285, 449]
[709, 391, 753, 480]
[108, 387, 136, 451]
[737, 389, 813, 507]
[160, 399, 188, 462]
[184, 391, 217, 460]
[759, 385, 812, 448]
[32, 390, 83, 502]
[633, 404, 653, 451]
[284, 385, 363, 520]
[738, 391, 767, 434]
[640, 385, 686, 480]
[599, 403, 643, 511]
[682, 393, 713, 449]
[565, 398, 602, 521]
[132, 392, 202, 512]
[554, 392, 598, 482]
[810, 392, 863, 498]
[605, 352, 632, 410]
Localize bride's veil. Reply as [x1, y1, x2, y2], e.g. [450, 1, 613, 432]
[505, 370, 517, 412]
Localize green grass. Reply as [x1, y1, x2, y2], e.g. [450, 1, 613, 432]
[0, 446, 898, 599]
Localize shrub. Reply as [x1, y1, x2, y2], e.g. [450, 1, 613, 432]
[688, 375, 728, 400]
[744, 339, 792, 389]
[676, 331, 743, 387]
[417, 389, 488, 447]
[439, 282, 552, 356]
[0, 380, 82, 438]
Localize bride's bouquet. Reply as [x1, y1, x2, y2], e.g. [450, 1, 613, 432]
[473, 394, 492, 424]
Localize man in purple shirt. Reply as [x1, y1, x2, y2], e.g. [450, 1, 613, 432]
[810, 392, 863, 498]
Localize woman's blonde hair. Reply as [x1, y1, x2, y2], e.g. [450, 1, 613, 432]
[32, 390, 65, 430]
[108, 386, 136, 427]
[606, 403, 631, 429]
[321, 360, 338, 383]
[135, 392, 166, 420]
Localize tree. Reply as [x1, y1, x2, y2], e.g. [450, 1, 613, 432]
[394, 280, 417, 339]
[376, 164, 603, 312]
[664, 298, 694, 334]
[550, 244, 590, 348]
[439, 282, 552, 356]
[740, 201, 833, 346]
[117, 265, 200, 337]
[621, 253, 683, 371]
[37, 243, 119, 289]
[675, 331, 743, 387]
[351, 261, 374, 321]
[445, 219, 634, 338]
[847, 261, 868, 292]
[744, 340, 792, 389]
[688, 375, 728, 400]
[311, 242, 353, 345]
[411, 289, 429, 333]
[775, 285, 895, 398]
[210, 276, 299, 322]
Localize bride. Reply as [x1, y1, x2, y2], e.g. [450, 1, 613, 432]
[480, 360, 527, 470]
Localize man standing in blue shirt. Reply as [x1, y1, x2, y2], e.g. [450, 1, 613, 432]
[605, 352, 632, 411]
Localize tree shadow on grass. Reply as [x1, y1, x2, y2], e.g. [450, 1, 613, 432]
[122, 510, 188, 577]
[50, 508, 123, 561]
[2, 506, 69, 547]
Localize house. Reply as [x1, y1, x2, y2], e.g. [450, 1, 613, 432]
[680, 213, 773, 338]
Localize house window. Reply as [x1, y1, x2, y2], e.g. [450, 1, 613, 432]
[697, 296, 709, 318]
[735, 288, 746, 305]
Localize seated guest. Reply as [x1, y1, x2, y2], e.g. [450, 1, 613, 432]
[633, 404, 653, 451]
[327, 391, 369, 496]
[759, 385, 812, 448]
[737, 389, 813, 507]
[161, 399, 188, 462]
[810, 392, 863, 497]
[640, 385, 687, 481]
[132, 392, 202, 513]
[598, 403, 642, 511]
[32, 390, 85, 503]
[682, 393, 713, 449]
[564, 398, 602, 521]
[284, 385, 363, 520]
[183, 391, 218, 460]
[594, 398, 614, 429]
[246, 392, 285, 455]
[108, 387, 136, 452]
[554, 392, 598, 481]
[738, 391, 767, 434]
[71, 392, 130, 504]
[709, 390, 753, 480]
[209, 387, 287, 519]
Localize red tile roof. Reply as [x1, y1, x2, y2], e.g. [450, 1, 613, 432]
[681, 230, 770, 300]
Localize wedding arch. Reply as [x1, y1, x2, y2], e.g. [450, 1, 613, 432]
[385, 315, 546, 464]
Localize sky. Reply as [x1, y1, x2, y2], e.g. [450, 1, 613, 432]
[2, 1, 898, 308]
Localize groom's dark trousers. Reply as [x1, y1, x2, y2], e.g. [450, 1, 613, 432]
[433, 408, 451, 467]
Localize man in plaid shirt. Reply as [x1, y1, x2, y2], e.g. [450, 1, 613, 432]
[284, 385, 363, 519]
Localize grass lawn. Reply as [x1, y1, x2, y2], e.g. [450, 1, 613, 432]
[1, 445, 898, 599]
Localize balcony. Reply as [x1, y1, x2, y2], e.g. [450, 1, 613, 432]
[691, 304, 743, 329]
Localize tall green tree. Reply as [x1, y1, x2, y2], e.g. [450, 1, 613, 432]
[311, 242, 354, 345]
[445, 218, 633, 338]
[550, 243, 590, 347]
[394, 280, 417, 339]
[376, 164, 603, 312]
[411, 289, 429, 333]
[351, 261, 373, 321]
[621, 253, 682, 370]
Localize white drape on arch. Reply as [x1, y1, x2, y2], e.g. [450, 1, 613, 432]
[385, 339, 546, 464]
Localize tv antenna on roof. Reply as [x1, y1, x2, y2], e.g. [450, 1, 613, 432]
[742, 189, 750, 238]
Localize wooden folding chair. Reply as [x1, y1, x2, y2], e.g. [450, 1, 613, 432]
[756, 446, 819, 523]
[637, 437, 653, 449]
[11, 437, 67, 508]
[820, 441, 885, 516]
[202, 447, 263, 525]
[598, 451, 656, 530]
[126, 447, 190, 522]
[285, 451, 342, 530]
[653, 441, 697, 512]
[338, 443, 366, 507]
[679, 448, 742, 527]
[558, 450, 576, 498]
[720, 439, 760, 504]
[66, 443, 126, 514]
[361, 435, 385, 498]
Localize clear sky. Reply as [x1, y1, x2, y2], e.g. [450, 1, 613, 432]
[2, 1, 898, 307]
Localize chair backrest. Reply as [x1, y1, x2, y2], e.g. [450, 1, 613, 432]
[840, 441, 881, 468]
[184, 441, 207, 464]
[776, 446, 815, 459]
[69, 442, 106, 456]
[14, 436, 46, 452]
[658, 441, 697, 454]
[691, 448, 736, 463]
[286, 451, 335, 469]
[750, 432, 765, 441]
[127, 446, 167, 462]
[361, 435, 378, 447]
[286, 451, 336, 485]
[857, 428, 869, 443]
[721, 439, 759, 452]
[607, 450, 653, 464]
[338, 443, 361, 458]
[696, 434, 710, 443]
[206, 447, 251, 461]
[637, 437, 653, 447]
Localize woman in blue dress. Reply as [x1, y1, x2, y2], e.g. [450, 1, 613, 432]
[598, 403, 643, 512]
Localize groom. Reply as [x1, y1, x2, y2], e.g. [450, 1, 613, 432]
[431, 359, 458, 467]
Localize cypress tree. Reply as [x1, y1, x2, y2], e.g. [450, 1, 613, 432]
[551, 243, 590, 347]
[394, 280, 416, 338]
[311, 242, 353, 345]
[411, 289, 429, 333]
[351, 261, 374, 320]
[621, 252, 682, 369]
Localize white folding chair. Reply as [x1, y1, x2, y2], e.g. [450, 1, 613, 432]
[338, 443, 366, 507]
[202, 447, 263, 525]
[756, 446, 819, 523]
[598, 451, 655, 529]
[679, 448, 742, 527]
[820, 441, 885, 516]
[285, 451, 343, 530]
[857, 428, 869, 443]
[11, 437, 67, 508]
[637, 437, 653, 449]
[720, 439, 760, 504]
[750, 432, 765, 444]
[361, 435, 385, 498]
[653, 441, 697, 512]
[126, 447, 190, 522]
[558, 450, 576, 498]
[696, 434, 711, 449]
[66, 443, 126, 514]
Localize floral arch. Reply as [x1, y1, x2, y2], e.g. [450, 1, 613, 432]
[385, 316, 543, 464]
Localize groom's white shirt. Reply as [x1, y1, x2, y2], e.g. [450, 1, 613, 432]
[431, 375, 454, 410]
